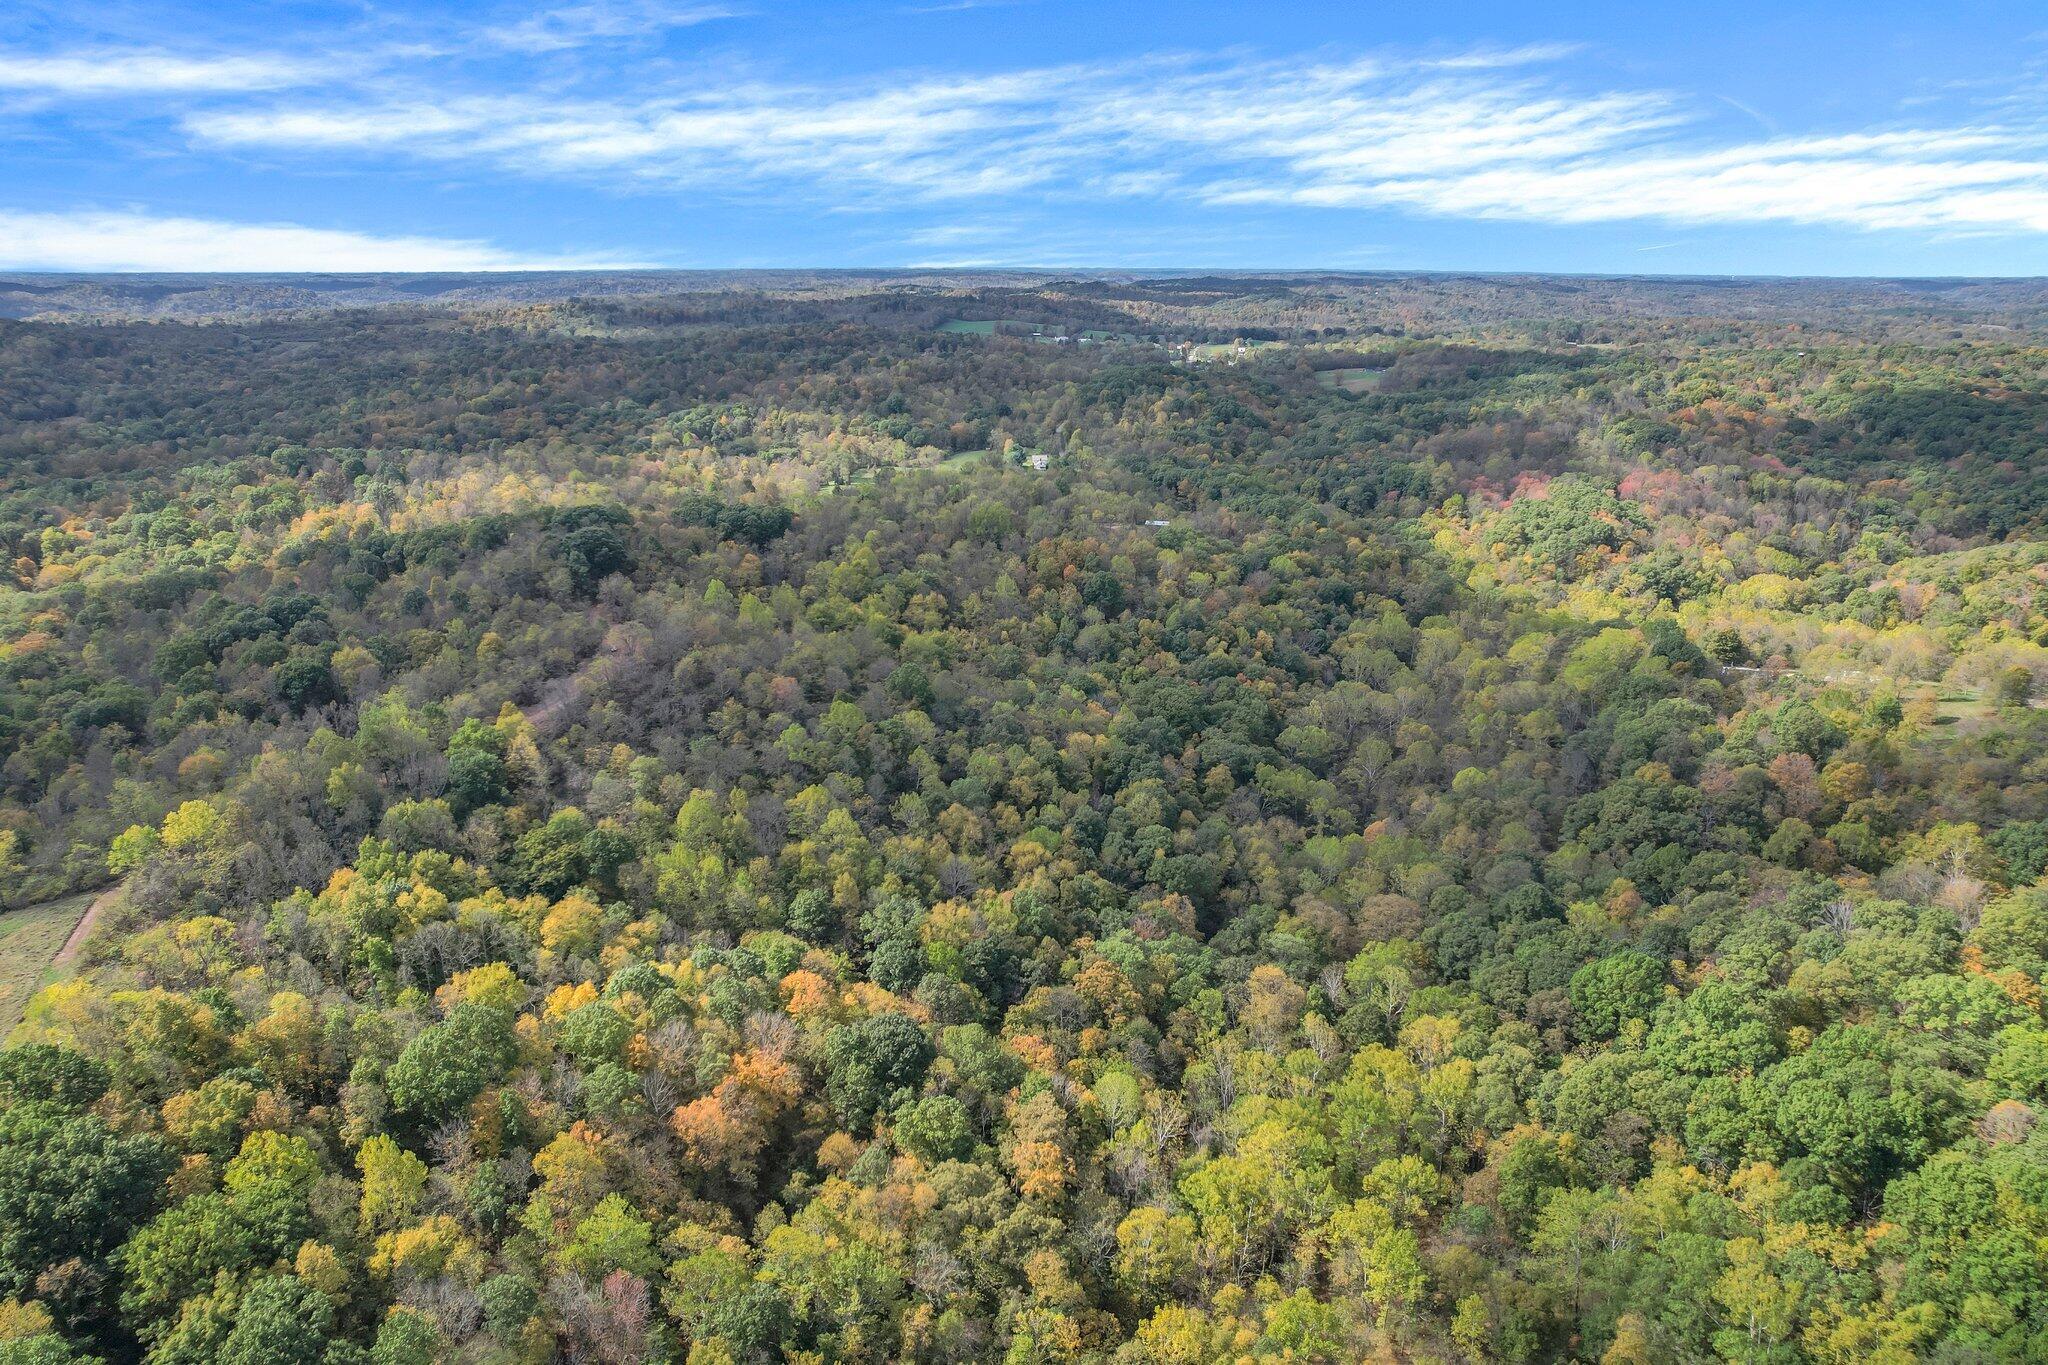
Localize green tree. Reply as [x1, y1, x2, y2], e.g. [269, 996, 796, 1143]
[218, 1276, 333, 1365]
[0, 1107, 169, 1302]
[444, 719, 509, 817]
[370, 1308, 442, 1365]
[0, 1047, 109, 1112]
[894, 1094, 974, 1163]
[384, 1004, 517, 1132]
[1570, 952, 1666, 1040]
[821, 1013, 933, 1132]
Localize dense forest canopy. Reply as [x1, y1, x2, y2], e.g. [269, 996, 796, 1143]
[4, 271, 2048, 1362]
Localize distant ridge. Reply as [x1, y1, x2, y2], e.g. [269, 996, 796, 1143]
[5, 268, 2048, 327]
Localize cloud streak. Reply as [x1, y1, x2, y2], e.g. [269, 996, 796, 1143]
[172, 47, 2048, 238]
[16, 35, 2048, 250]
[0, 209, 644, 271]
[0, 49, 313, 94]
[483, 2, 744, 54]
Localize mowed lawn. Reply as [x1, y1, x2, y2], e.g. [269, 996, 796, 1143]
[0, 890, 93, 1034]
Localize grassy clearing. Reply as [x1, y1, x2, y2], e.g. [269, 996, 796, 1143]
[0, 890, 94, 1034]
[1930, 690, 2002, 725]
[938, 320, 998, 335]
[822, 448, 1002, 492]
[1188, 339, 1287, 362]
[1317, 367, 1385, 394]
[1814, 677, 2037, 729]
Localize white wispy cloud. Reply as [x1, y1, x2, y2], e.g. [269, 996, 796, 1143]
[484, 2, 743, 54]
[901, 0, 1034, 13]
[25, 38, 2048, 243]
[0, 49, 313, 94]
[0, 209, 645, 271]
[1235, 129, 2048, 234]
[179, 48, 2048, 237]
[187, 68, 1084, 198]
[1419, 42, 1585, 70]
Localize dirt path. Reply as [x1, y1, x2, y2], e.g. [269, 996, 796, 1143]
[53, 880, 123, 968]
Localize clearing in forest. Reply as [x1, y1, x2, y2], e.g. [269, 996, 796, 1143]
[1188, 338, 1287, 361]
[0, 889, 98, 1034]
[1316, 366, 1385, 393]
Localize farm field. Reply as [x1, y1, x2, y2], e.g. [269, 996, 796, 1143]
[0, 890, 93, 1034]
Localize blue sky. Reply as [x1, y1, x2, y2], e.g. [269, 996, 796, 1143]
[8, 0, 2048, 274]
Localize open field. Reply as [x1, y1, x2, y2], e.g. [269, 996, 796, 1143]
[1753, 669, 2044, 729]
[827, 447, 999, 488]
[1187, 338, 1287, 361]
[1316, 366, 1385, 393]
[937, 319, 998, 334]
[1929, 691, 1993, 725]
[0, 890, 94, 1033]
[1919, 688, 2044, 726]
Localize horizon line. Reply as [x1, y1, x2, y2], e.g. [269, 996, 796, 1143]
[5, 266, 2048, 284]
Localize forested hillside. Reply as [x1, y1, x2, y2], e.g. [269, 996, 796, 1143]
[4, 274, 2048, 1362]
